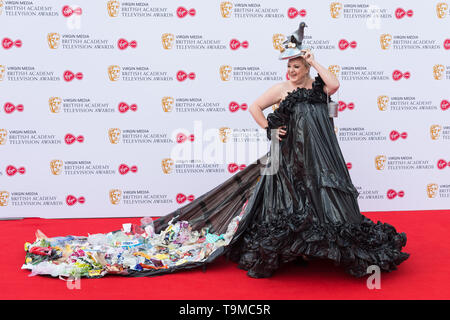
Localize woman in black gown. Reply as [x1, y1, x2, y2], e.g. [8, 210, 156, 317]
[23, 24, 409, 279]
[154, 24, 409, 279]
[226, 53, 410, 278]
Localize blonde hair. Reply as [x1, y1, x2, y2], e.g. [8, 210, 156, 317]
[289, 56, 310, 69]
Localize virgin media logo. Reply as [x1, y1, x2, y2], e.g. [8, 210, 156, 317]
[441, 99, 450, 110]
[118, 39, 137, 50]
[177, 7, 196, 18]
[387, 189, 405, 199]
[2, 38, 22, 49]
[346, 162, 352, 169]
[338, 39, 357, 50]
[66, 195, 85, 206]
[228, 163, 246, 173]
[4, 102, 24, 114]
[437, 159, 450, 169]
[229, 101, 248, 112]
[6, 165, 26, 176]
[392, 70, 410, 80]
[118, 102, 137, 113]
[444, 39, 450, 50]
[389, 130, 407, 141]
[176, 133, 194, 143]
[65, 134, 84, 144]
[62, 5, 82, 17]
[63, 70, 83, 82]
[177, 70, 195, 81]
[287, 8, 306, 18]
[230, 39, 249, 50]
[119, 164, 138, 175]
[338, 101, 354, 111]
[176, 193, 195, 204]
[395, 8, 413, 19]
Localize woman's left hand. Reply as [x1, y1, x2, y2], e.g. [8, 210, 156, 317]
[301, 49, 314, 65]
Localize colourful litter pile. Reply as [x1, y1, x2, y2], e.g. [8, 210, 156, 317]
[21, 213, 244, 279]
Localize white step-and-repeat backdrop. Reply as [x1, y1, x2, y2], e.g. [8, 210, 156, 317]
[1, 1, 449, 218]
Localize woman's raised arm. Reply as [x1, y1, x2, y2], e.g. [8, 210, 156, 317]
[301, 49, 340, 95]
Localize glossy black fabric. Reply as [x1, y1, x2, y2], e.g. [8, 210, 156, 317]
[147, 75, 409, 278]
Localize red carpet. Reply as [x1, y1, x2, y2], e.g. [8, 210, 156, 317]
[1, 211, 448, 300]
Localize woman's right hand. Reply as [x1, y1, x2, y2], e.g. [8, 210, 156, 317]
[275, 125, 287, 141]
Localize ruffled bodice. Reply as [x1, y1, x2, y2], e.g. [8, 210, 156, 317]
[267, 74, 331, 130]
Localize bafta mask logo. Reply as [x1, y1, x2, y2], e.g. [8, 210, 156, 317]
[220, 2, 233, 18]
[377, 95, 389, 111]
[436, 2, 448, 18]
[0, 65, 5, 81]
[109, 189, 122, 204]
[219, 127, 232, 143]
[49, 97, 62, 113]
[380, 34, 392, 50]
[0, 191, 9, 207]
[375, 155, 387, 170]
[161, 158, 174, 174]
[107, 0, 120, 17]
[162, 96, 174, 112]
[426, 183, 438, 198]
[108, 128, 121, 144]
[433, 64, 445, 80]
[108, 65, 121, 81]
[47, 33, 61, 49]
[328, 65, 341, 78]
[330, 2, 343, 18]
[220, 65, 232, 81]
[0, 129, 7, 145]
[0, 0, 3, 16]
[162, 33, 175, 50]
[272, 34, 286, 51]
[272, 103, 279, 111]
[430, 125, 442, 140]
[50, 160, 64, 175]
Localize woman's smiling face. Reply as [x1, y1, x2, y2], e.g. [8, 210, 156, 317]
[287, 57, 310, 82]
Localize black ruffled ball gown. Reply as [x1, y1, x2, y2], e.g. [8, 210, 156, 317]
[22, 75, 409, 279]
